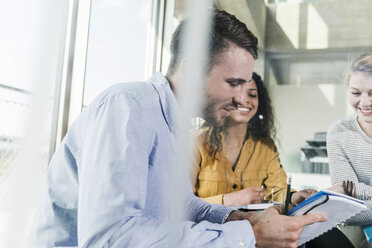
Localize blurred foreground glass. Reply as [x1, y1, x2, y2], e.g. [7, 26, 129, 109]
[0, 1, 70, 247]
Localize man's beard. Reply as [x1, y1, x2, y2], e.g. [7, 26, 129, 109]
[203, 97, 228, 127]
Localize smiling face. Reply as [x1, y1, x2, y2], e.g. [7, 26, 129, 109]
[228, 78, 258, 124]
[203, 44, 255, 126]
[348, 72, 372, 124]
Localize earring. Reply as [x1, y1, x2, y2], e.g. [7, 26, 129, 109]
[259, 114, 263, 120]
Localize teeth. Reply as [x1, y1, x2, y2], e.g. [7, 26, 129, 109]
[237, 107, 250, 112]
[360, 109, 372, 113]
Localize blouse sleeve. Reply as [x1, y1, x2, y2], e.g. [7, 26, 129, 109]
[262, 144, 289, 203]
[190, 137, 225, 205]
[190, 139, 202, 194]
[200, 194, 224, 205]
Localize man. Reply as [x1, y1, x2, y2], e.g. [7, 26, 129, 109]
[30, 10, 326, 247]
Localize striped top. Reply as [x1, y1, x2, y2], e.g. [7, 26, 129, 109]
[327, 114, 372, 225]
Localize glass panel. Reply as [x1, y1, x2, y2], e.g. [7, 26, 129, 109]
[267, 54, 349, 86]
[0, 0, 69, 246]
[83, 0, 153, 106]
[267, 0, 326, 3]
[263, 0, 372, 190]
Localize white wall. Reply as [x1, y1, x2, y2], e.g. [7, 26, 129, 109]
[269, 84, 351, 173]
[266, 0, 372, 50]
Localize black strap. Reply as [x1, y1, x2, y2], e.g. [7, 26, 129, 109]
[303, 195, 329, 215]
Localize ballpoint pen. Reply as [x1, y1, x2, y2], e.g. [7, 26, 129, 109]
[284, 174, 292, 215]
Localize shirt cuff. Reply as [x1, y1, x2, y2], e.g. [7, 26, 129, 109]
[222, 209, 237, 224]
[207, 204, 234, 224]
[355, 182, 372, 200]
[222, 220, 255, 247]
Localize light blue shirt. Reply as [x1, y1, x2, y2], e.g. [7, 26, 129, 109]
[29, 73, 255, 247]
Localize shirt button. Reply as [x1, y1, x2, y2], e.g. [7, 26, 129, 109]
[238, 240, 245, 246]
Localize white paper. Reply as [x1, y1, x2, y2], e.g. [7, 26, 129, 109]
[235, 203, 274, 210]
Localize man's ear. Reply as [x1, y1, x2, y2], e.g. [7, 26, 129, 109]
[170, 57, 187, 82]
[178, 57, 188, 75]
[177, 57, 209, 78]
[168, 57, 188, 97]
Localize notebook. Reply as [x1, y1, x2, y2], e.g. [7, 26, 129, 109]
[289, 189, 368, 245]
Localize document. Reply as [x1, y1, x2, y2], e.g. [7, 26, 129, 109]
[236, 203, 274, 211]
[289, 189, 368, 245]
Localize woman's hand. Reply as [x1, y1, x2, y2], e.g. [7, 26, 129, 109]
[328, 181, 355, 197]
[223, 187, 265, 206]
[290, 189, 317, 205]
[327, 183, 346, 194]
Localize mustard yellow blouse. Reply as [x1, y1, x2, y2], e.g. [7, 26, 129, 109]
[192, 132, 289, 204]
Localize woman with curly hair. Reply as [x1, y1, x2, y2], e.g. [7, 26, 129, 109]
[191, 72, 300, 206]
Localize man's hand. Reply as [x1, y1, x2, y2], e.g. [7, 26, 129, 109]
[291, 189, 317, 205]
[223, 187, 265, 206]
[226, 207, 327, 248]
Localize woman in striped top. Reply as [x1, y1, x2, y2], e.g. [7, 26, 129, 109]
[327, 52, 372, 226]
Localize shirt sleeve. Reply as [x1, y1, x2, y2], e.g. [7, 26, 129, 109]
[327, 124, 372, 225]
[346, 187, 372, 225]
[182, 187, 256, 246]
[327, 125, 372, 196]
[178, 220, 255, 248]
[77, 94, 169, 247]
[327, 126, 359, 185]
[77, 94, 255, 247]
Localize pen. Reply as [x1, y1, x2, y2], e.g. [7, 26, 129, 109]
[284, 174, 292, 216]
[261, 184, 267, 201]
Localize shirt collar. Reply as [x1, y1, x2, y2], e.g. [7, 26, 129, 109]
[150, 72, 179, 134]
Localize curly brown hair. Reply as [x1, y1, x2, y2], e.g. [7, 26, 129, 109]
[202, 72, 277, 159]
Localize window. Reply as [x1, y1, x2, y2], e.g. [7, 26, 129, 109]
[83, 0, 155, 106]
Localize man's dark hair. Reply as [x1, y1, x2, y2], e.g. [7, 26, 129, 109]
[166, 10, 258, 76]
